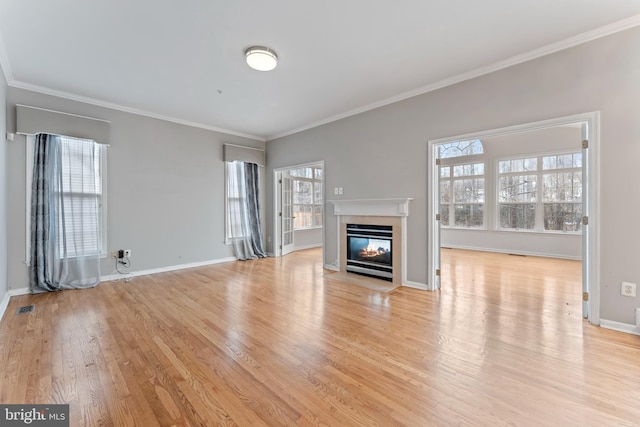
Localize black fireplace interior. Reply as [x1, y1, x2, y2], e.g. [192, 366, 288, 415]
[346, 224, 393, 281]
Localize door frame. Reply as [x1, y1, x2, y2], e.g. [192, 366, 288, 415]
[273, 160, 325, 258]
[427, 112, 600, 325]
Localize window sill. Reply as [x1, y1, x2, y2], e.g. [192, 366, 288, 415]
[441, 226, 486, 231]
[496, 228, 581, 236]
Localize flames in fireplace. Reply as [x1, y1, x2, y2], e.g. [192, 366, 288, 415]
[359, 243, 390, 260]
[346, 224, 393, 281]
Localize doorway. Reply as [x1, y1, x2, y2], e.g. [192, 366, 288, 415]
[273, 161, 325, 260]
[427, 113, 600, 324]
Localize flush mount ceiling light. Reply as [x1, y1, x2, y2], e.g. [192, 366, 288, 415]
[245, 46, 278, 71]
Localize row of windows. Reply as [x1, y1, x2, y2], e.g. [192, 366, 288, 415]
[440, 152, 583, 232]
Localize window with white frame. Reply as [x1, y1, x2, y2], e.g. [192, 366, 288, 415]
[439, 139, 484, 159]
[497, 151, 582, 232]
[440, 162, 485, 228]
[438, 139, 485, 228]
[498, 157, 538, 230]
[542, 152, 583, 231]
[26, 135, 107, 258]
[225, 161, 246, 240]
[290, 166, 323, 229]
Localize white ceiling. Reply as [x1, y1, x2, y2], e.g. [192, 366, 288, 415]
[1, 1, 639, 141]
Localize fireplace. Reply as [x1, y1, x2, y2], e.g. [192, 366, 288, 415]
[331, 198, 413, 286]
[346, 224, 393, 281]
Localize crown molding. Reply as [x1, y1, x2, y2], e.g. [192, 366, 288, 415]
[8, 80, 266, 141]
[266, 13, 640, 141]
[2, 12, 639, 142]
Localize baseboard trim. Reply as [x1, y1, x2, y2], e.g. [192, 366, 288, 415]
[323, 264, 339, 272]
[0, 287, 31, 323]
[0, 292, 10, 323]
[293, 243, 323, 251]
[441, 245, 582, 261]
[402, 280, 430, 290]
[9, 287, 30, 296]
[101, 257, 237, 282]
[600, 319, 640, 336]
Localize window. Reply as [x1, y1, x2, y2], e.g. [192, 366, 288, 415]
[439, 139, 484, 159]
[26, 135, 107, 259]
[225, 161, 246, 240]
[58, 137, 105, 257]
[440, 162, 485, 228]
[497, 152, 582, 232]
[290, 166, 323, 229]
[438, 139, 485, 228]
[542, 153, 582, 232]
[498, 157, 537, 230]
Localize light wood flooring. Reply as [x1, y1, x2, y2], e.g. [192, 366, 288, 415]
[1, 248, 639, 426]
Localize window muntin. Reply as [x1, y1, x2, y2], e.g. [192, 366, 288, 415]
[441, 162, 485, 228]
[499, 157, 537, 173]
[437, 139, 485, 229]
[497, 152, 582, 232]
[498, 172, 537, 230]
[542, 161, 582, 231]
[439, 139, 484, 159]
[439, 173, 450, 226]
[291, 166, 323, 230]
[542, 153, 582, 170]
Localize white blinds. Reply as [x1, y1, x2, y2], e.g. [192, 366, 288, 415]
[56, 136, 104, 257]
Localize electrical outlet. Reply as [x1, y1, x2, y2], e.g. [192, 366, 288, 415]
[111, 251, 118, 259]
[621, 282, 637, 297]
[124, 249, 131, 257]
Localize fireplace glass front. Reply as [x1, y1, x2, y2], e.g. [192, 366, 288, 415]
[346, 224, 393, 281]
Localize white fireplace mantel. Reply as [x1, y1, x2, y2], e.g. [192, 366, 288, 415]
[329, 198, 413, 217]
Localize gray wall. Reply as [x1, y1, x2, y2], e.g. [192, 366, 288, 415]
[442, 126, 582, 259]
[293, 228, 323, 251]
[0, 64, 7, 312]
[266, 26, 640, 325]
[6, 87, 264, 291]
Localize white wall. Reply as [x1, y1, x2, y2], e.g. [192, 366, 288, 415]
[5, 87, 264, 292]
[0, 63, 8, 318]
[265, 26, 640, 325]
[441, 126, 582, 259]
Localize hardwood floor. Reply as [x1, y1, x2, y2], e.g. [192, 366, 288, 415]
[1, 248, 639, 426]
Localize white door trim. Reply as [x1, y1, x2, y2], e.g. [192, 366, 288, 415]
[272, 161, 325, 259]
[427, 112, 600, 325]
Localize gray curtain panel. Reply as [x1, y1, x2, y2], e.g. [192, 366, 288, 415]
[243, 162, 267, 258]
[29, 134, 102, 292]
[227, 161, 267, 260]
